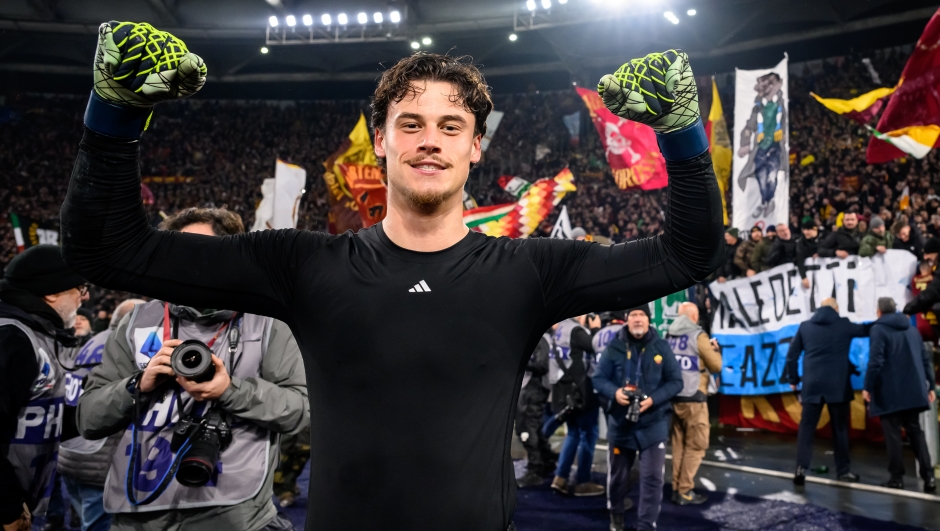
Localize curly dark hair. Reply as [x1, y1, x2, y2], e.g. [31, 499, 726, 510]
[158, 207, 245, 236]
[371, 53, 493, 169]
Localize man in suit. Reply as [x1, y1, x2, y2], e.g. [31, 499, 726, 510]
[785, 297, 869, 485]
[865, 297, 936, 492]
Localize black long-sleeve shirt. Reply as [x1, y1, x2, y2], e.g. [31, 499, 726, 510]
[61, 128, 722, 531]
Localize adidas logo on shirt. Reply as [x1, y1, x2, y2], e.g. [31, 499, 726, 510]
[408, 280, 432, 293]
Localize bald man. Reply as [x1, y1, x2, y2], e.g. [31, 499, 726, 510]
[785, 298, 870, 485]
[665, 302, 722, 504]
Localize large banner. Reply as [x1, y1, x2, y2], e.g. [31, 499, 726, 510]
[272, 160, 306, 229]
[340, 163, 387, 228]
[709, 251, 917, 396]
[10, 213, 58, 252]
[575, 87, 667, 191]
[732, 55, 789, 231]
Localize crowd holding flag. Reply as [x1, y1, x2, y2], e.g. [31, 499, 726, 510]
[575, 87, 668, 191]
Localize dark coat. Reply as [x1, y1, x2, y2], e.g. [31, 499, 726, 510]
[766, 237, 797, 268]
[718, 238, 741, 279]
[818, 227, 861, 257]
[892, 223, 925, 260]
[592, 328, 682, 450]
[865, 312, 934, 417]
[785, 306, 869, 403]
[906, 269, 940, 316]
[795, 233, 823, 278]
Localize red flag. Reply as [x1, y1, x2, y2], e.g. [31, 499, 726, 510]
[867, 8, 940, 163]
[339, 163, 387, 228]
[576, 87, 667, 191]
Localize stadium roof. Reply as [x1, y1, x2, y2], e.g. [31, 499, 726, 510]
[0, 0, 935, 98]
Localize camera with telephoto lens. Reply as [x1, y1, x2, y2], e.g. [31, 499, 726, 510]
[170, 409, 233, 487]
[171, 339, 216, 383]
[622, 385, 648, 423]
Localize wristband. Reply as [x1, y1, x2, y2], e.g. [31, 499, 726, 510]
[83, 91, 152, 139]
[656, 118, 708, 162]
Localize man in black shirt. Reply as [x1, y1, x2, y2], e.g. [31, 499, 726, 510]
[61, 22, 723, 531]
[796, 220, 823, 289]
[819, 210, 861, 259]
[766, 223, 797, 269]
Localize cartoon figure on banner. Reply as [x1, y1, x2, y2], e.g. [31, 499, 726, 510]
[737, 72, 788, 220]
[604, 121, 642, 165]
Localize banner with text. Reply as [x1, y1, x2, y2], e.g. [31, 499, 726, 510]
[732, 55, 790, 231]
[709, 251, 917, 395]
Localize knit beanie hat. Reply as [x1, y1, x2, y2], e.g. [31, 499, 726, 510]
[725, 227, 739, 238]
[870, 216, 885, 229]
[625, 304, 651, 319]
[1, 244, 85, 296]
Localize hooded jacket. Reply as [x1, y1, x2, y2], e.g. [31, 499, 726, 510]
[666, 315, 722, 401]
[592, 328, 682, 450]
[0, 285, 81, 523]
[785, 306, 869, 403]
[865, 312, 934, 417]
[859, 231, 895, 257]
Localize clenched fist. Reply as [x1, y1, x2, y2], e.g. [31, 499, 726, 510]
[93, 21, 206, 109]
[597, 49, 698, 134]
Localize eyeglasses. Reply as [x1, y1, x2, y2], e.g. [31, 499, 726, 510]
[77, 284, 90, 297]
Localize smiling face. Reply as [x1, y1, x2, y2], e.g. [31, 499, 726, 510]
[374, 81, 482, 213]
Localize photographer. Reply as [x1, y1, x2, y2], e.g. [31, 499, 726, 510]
[1, 245, 87, 531]
[592, 305, 682, 531]
[57, 298, 144, 531]
[76, 208, 308, 531]
[549, 315, 605, 497]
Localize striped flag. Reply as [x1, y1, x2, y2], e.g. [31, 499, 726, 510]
[463, 203, 515, 228]
[10, 213, 25, 253]
[469, 168, 576, 238]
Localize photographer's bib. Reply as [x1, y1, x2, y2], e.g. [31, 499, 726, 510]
[666, 331, 704, 400]
[548, 319, 590, 385]
[0, 318, 67, 517]
[103, 301, 273, 513]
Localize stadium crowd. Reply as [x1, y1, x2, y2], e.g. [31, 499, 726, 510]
[3, 41, 940, 531]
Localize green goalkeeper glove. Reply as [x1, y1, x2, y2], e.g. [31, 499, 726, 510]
[93, 21, 206, 109]
[597, 50, 698, 134]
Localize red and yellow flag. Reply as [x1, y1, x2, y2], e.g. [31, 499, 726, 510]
[576, 87, 667, 191]
[322, 113, 379, 233]
[868, 7, 940, 163]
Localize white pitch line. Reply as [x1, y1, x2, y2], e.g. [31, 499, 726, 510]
[591, 444, 939, 502]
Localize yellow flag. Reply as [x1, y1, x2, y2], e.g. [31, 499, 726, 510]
[810, 87, 896, 115]
[707, 78, 731, 225]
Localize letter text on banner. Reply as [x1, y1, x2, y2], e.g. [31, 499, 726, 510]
[710, 251, 917, 395]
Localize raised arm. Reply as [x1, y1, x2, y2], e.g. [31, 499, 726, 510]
[60, 22, 318, 322]
[525, 51, 721, 323]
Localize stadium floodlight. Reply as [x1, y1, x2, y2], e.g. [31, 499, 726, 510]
[411, 41, 420, 49]
[509, 33, 518, 41]
[268, 16, 278, 27]
[286, 15, 296, 26]
[261, 46, 269, 54]
[687, 8, 696, 16]
[526, 0, 536, 11]
[390, 10, 401, 23]
[373, 12, 383, 23]
[322, 14, 331, 25]
[663, 11, 679, 24]
[338, 13, 348, 24]
[422, 36, 431, 45]
[541, 0, 551, 8]
[302, 14, 312, 26]
[358, 12, 367, 24]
